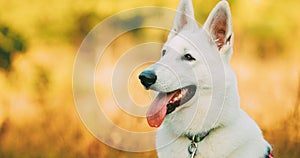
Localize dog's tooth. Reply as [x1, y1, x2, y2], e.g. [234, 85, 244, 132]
[181, 89, 187, 95]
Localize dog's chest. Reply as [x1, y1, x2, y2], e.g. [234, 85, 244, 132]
[157, 137, 192, 158]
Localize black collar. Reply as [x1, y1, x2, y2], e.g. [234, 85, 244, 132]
[184, 126, 221, 143]
[184, 128, 214, 143]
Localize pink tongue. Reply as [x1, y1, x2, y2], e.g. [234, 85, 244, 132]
[146, 92, 177, 128]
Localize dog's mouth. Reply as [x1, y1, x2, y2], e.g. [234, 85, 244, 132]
[146, 85, 196, 128]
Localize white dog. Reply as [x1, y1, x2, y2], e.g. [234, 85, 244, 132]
[139, 0, 272, 157]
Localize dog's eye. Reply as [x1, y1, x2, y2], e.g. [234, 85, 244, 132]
[162, 49, 166, 56]
[183, 53, 196, 61]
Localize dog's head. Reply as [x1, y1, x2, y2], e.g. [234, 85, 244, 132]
[139, 0, 234, 132]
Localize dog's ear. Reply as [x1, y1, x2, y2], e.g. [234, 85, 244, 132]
[204, 1, 233, 53]
[168, 0, 197, 39]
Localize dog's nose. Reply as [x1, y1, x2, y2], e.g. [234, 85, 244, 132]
[138, 70, 157, 89]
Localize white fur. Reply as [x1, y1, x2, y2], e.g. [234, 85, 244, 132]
[142, 0, 271, 157]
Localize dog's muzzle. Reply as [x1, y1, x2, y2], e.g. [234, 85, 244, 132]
[139, 70, 157, 89]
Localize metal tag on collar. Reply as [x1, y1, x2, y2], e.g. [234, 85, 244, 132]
[188, 141, 198, 158]
[185, 131, 211, 157]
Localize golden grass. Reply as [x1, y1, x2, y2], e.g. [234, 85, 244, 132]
[0, 0, 300, 157]
[0, 37, 299, 157]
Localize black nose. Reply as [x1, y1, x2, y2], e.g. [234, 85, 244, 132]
[138, 70, 157, 89]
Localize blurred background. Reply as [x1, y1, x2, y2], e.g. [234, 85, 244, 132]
[0, 0, 299, 157]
